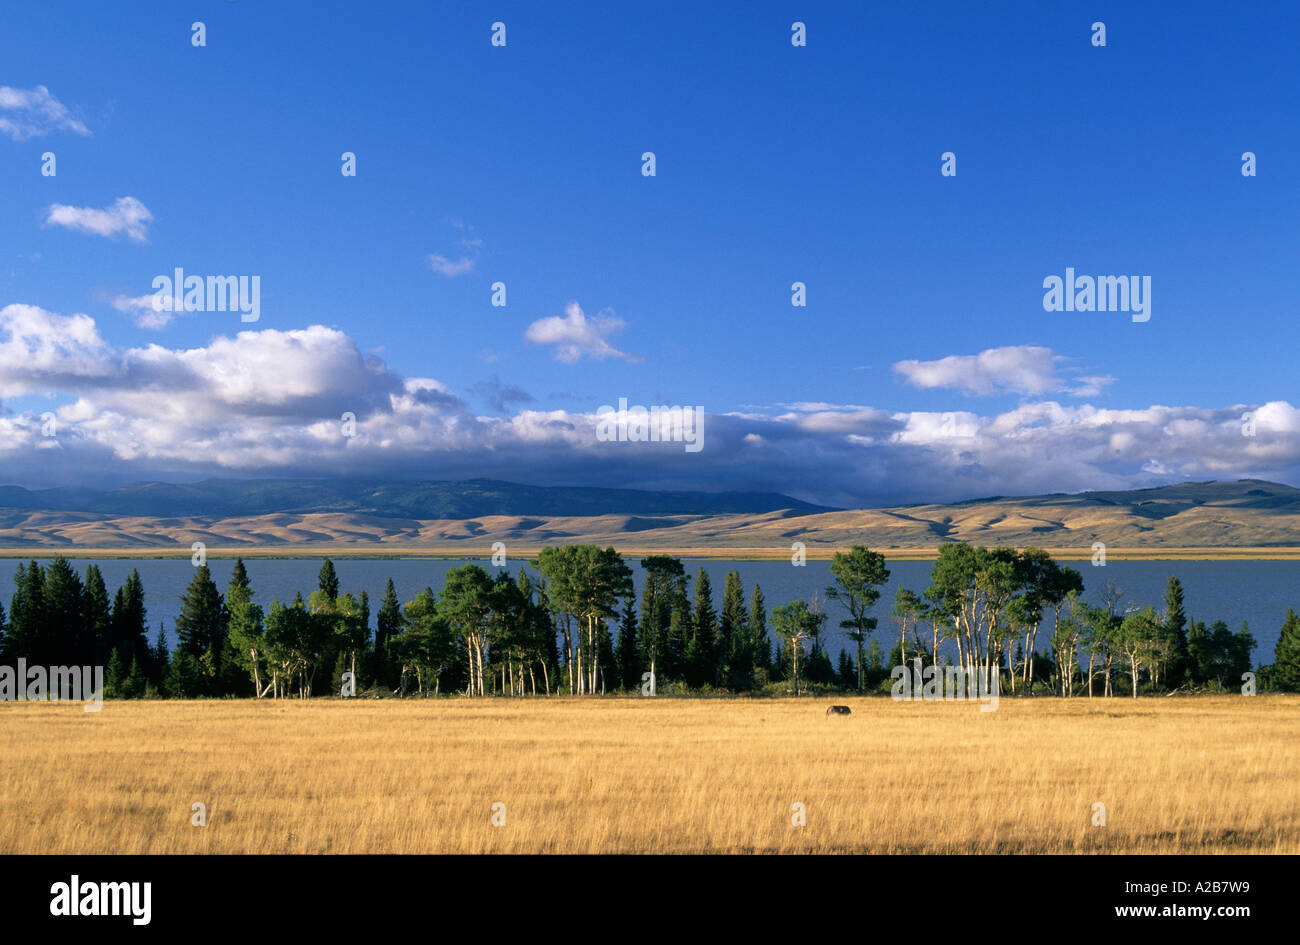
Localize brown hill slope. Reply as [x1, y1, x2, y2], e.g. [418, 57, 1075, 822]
[0, 479, 1295, 557]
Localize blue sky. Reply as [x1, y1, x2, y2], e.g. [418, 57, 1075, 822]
[1, 1, 1297, 506]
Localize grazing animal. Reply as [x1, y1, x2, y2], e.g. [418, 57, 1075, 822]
[826, 705, 851, 716]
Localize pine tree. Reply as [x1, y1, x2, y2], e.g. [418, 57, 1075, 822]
[748, 583, 769, 679]
[837, 649, 855, 688]
[111, 569, 150, 671]
[150, 624, 170, 688]
[375, 578, 404, 689]
[1162, 576, 1189, 687]
[318, 559, 340, 601]
[43, 557, 87, 665]
[720, 571, 747, 688]
[230, 557, 251, 593]
[174, 566, 226, 691]
[665, 575, 691, 682]
[686, 569, 717, 687]
[127, 656, 147, 699]
[165, 647, 201, 698]
[827, 546, 890, 693]
[105, 648, 127, 699]
[226, 559, 266, 697]
[1272, 609, 1300, 692]
[83, 565, 112, 664]
[616, 595, 640, 690]
[5, 562, 47, 662]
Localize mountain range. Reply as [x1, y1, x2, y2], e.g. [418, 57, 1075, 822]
[0, 477, 1296, 554]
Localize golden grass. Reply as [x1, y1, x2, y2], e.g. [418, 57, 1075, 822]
[2, 695, 1297, 854]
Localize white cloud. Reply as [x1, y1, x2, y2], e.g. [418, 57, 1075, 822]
[426, 254, 475, 277]
[0, 85, 90, 140]
[1, 306, 1297, 507]
[524, 301, 639, 363]
[893, 345, 1113, 397]
[44, 196, 153, 242]
[0, 303, 112, 396]
[109, 293, 180, 330]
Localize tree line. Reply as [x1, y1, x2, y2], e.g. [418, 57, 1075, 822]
[1, 544, 1298, 698]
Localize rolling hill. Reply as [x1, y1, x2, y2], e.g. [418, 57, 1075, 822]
[0, 478, 1296, 555]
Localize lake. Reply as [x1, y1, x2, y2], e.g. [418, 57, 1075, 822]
[0, 557, 1294, 662]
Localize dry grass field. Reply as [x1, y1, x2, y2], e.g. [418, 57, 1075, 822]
[2, 695, 1297, 854]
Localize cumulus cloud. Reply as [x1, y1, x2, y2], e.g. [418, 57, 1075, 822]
[44, 196, 153, 242]
[524, 301, 639, 363]
[1, 305, 1298, 506]
[893, 345, 1113, 398]
[0, 85, 90, 140]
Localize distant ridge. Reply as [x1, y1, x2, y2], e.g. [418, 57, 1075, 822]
[0, 477, 835, 519]
[0, 478, 1294, 551]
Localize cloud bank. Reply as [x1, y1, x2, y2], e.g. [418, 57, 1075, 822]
[893, 344, 1113, 398]
[1, 305, 1296, 507]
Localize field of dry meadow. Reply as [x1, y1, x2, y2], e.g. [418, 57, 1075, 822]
[2, 695, 1298, 854]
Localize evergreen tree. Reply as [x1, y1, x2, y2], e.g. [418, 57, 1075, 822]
[150, 624, 170, 689]
[375, 578, 404, 690]
[637, 556, 682, 692]
[665, 575, 691, 682]
[748, 583, 769, 680]
[174, 566, 226, 691]
[105, 648, 127, 699]
[686, 568, 717, 687]
[6, 562, 47, 662]
[226, 560, 266, 696]
[127, 655, 147, 699]
[616, 595, 640, 690]
[720, 571, 748, 688]
[83, 565, 112, 664]
[1271, 609, 1300, 692]
[827, 546, 890, 691]
[836, 649, 855, 688]
[43, 557, 87, 665]
[318, 559, 340, 601]
[165, 647, 202, 698]
[1162, 576, 1190, 687]
[111, 569, 150, 671]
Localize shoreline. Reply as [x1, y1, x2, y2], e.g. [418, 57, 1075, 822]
[0, 545, 1297, 562]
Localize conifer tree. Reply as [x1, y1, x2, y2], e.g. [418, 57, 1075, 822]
[748, 583, 769, 679]
[318, 559, 340, 601]
[174, 566, 226, 689]
[83, 565, 112, 664]
[1272, 609, 1300, 692]
[720, 571, 747, 687]
[616, 595, 640, 690]
[686, 568, 717, 687]
[226, 559, 266, 696]
[375, 578, 404, 688]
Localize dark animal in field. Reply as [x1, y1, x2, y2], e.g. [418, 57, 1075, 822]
[826, 705, 851, 716]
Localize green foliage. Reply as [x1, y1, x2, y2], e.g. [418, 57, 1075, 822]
[1272, 609, 1300, 692]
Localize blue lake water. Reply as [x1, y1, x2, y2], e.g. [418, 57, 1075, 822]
[0, 557, 1295, 663]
